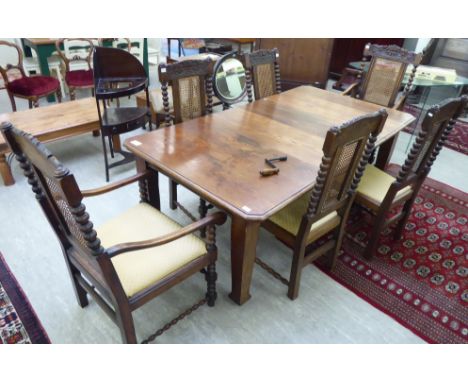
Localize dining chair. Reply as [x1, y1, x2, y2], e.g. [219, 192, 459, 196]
[158, 58, 215, 214]
[0, 40, 62, 111]
[56, 38, 95, 100]
[342, 44, 423, 110]
[260, 109, 388, 300]
[1, 122, 227, 344]
[242, 48, 281, 102]
[354, 95, 468, 260]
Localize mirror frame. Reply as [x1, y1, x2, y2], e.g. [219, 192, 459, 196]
[212, 51, 247, 105]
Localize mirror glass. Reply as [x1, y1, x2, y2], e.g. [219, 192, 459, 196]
[214, 57, 246, 102]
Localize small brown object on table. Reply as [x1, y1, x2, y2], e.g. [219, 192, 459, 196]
[125, 86, 415, 305]
[0, 98, 102, 186]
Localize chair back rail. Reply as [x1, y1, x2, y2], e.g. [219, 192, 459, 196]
[158, 58, 214, 126]
[243, 48, 281, 102]
[56, 38, 95, 73]
[0, 40, 26, 83]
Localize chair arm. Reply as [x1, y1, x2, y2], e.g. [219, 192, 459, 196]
[81, 172, 148, 197]
[342, 82, 360, 96]
[105, 211, 227, 258]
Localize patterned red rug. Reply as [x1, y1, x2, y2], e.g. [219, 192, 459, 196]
[403, 105, 468, 155]
[0, 252, 50, 344]
[316, 165, 467, 343]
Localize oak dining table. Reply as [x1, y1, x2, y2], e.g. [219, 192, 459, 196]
[124, 86, 415, 305]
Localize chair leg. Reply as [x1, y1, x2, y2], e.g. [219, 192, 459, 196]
[62, 253, 88, 308]
[169, 180, 178, 210]
[101, 132, 110, 182]
[7, 92, 17, 112]
[108, 135, 115, 158]
[70, 87, 76, 101]
[324, 224, 346, 271]
[363, 212, 386, 260]
[393, 197, 417, 241]
[28, 99, 33, 109]
[115, 304, 137, 344]
[205, 262, 217, 307]
[288, 247, 305, 300]
[56, 87, 62, 103]
[33, 98, 39, 108]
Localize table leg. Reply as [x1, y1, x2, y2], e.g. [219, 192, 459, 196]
[0, 153, 14, 186]
[375, 134, 398, 170]
[229, 216, 260, 305]
[143, 38, 149, 80]
[136, 158, 160, 210]
[112, 135, 122, 152]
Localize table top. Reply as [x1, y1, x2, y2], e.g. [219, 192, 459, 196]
[349, 61, 468, 87]
[125, 86, 415, 220]
[23, 38, 60, 46]
[0, 98, 98, 150]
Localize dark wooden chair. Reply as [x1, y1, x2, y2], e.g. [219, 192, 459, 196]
[158, 58, 215, 213]
[56, 38, 95, 100]
[242, 48, 281, 102]
[93, 46, 152, 182]
[342, 44, 423, 110]
[354, 95, 468, 260]
[260, 109, 388, 300]
[1, 122, 227, 344]
[0, 40, 62, 111]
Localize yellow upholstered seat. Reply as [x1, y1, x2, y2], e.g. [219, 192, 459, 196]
[269, 192, 341, 243]
[356, 165, 413, 210]
[97, 203, 206, 298]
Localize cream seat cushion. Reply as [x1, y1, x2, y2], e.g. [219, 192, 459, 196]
[356, 165, 413, 210]
[269, 192, 341, 243]
[97, 203, 206, 298]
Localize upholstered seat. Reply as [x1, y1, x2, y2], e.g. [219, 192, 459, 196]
[269, 192, 341, 243]
[97, 203, 206, 298]
[356, 165, 413, 210]
[65, 69, 94, 87]
[7, 75, 60, 97]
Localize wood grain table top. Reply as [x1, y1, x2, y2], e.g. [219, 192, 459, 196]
[23, 38, 60, 46]
[125, 86, 415, 220]
[0, 98, 99, 151]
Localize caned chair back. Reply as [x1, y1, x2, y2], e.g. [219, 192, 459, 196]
[56, 38, 95, 72]
[396, 96, 468, 182]
[304, 110, 387, 224]
[359, 44, 422, 107]
[0, 40, 26, 84]
[243, 48, 281, 102]
[1, 123, 103, 258]
[158, 58, 214, 125]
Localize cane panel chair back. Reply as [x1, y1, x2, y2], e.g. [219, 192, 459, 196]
[158, 58, 214, 126]
[0, 40, 27, 85]
[243, 48, 281, 102]
[1, 123, 103, 259]
[396, 96, 468, 183]
[56, 38, 95, 73]
[300, 109, 388, 234]
[357, 44, 422, 108]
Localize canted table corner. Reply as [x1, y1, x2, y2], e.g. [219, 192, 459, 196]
[124, 86, 415, 305]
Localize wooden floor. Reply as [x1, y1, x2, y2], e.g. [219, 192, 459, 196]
[0, 74, 465, 343]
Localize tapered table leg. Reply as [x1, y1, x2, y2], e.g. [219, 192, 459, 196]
[0, 153, 14, 186]
[229, 215, 260, 305]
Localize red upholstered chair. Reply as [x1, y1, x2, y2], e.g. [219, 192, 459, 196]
[0, 40, 61, 111]
[56, 38, 95, 100]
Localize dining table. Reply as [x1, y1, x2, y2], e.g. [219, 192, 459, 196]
[21, 38, 150, 102]
[124, 85, 415, 305]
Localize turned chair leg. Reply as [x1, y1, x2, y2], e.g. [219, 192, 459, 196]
[56, 88, 62, 103]
[205, 262, 217, 307]
[363, 212, 386, 260]
[28, 99, 33, 109]
[33, 98, 39, 108]
[169, 179, 178, 210]
[70, 87, 76, 101]
[7, 92, 17, 112]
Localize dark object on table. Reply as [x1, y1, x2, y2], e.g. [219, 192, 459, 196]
[260, 156, 288, 176]
[354, 95, 468, 260]
[213, 51, 247, 109]
[93, 46, 152, 182]
[1, 122, 227, 344]
[0, 40, 62, 111]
